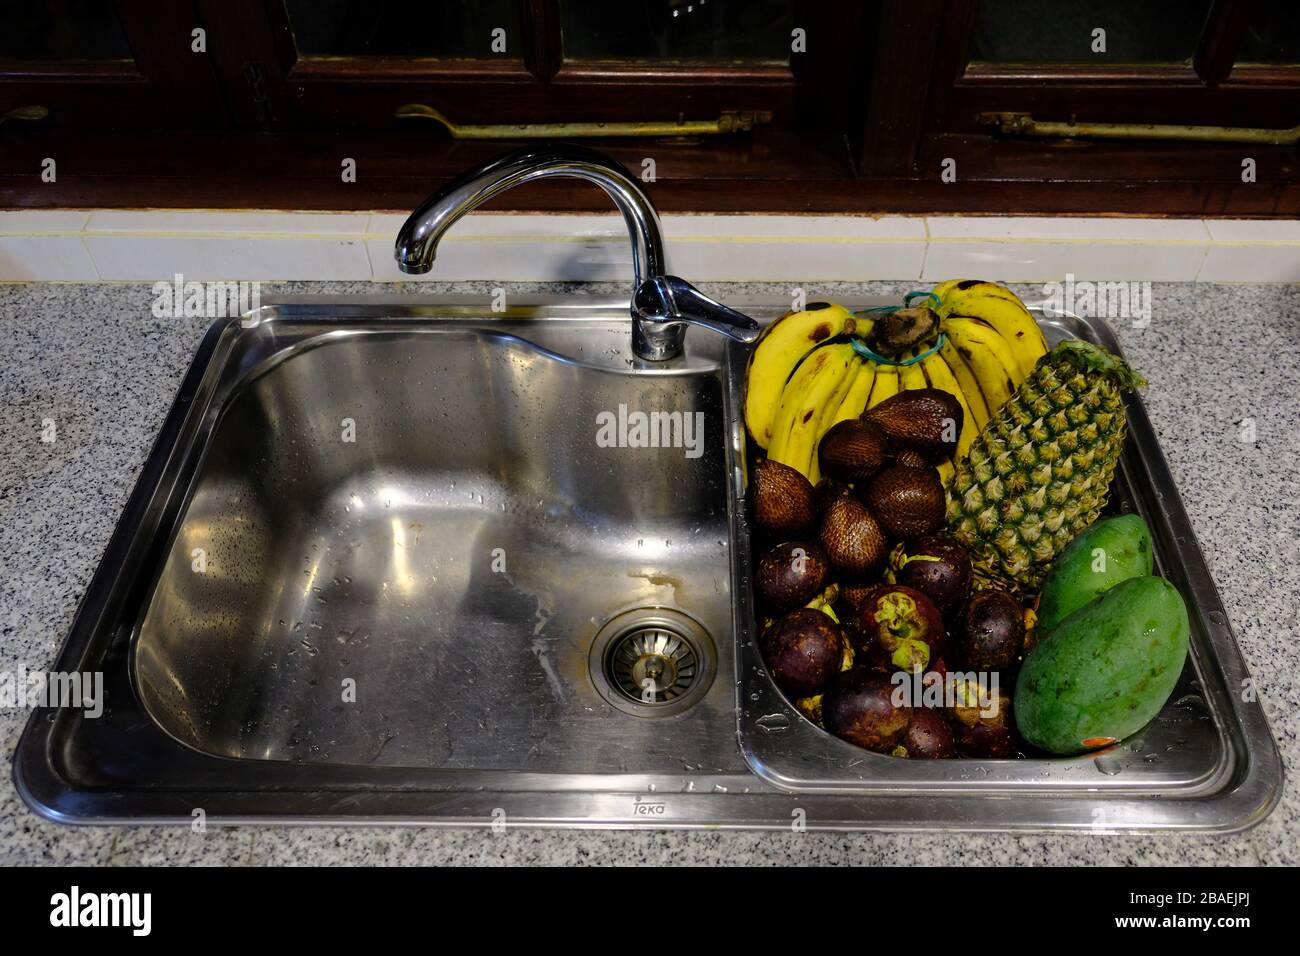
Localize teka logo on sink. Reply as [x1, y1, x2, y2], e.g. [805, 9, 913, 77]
[49, 886, 151, 936]
[634, 800, 667, 816]
[595, 404, 706, 460]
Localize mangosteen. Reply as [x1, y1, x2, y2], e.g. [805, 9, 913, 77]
[899, 707, 956, 759]
[822, 668, 912, 753]
[755, 541, 829, 613]
[887, 533, 972, 617]
[951, 723, 1019, 759]
[949, 677, 1012, 730]
[847, 583, 946, 673]
[957, 589, 1025, 673]
[762, 608, 845, 698]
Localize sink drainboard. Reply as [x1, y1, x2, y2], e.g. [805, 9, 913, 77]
[588, 608, 717, 718]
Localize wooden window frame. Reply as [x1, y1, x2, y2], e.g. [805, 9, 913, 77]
[0, 0, 224, 129]
[1, 0, 1296, 216]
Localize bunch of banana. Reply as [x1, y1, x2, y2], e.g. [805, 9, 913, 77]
[932, 279, 1050, 382]
[743, 283, 1050, 484]
[744, 303, 858, 452]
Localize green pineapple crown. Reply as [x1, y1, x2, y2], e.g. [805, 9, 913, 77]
[1037, 340, 1147, 391]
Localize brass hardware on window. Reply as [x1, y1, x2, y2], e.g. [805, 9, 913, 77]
[978, 111, 1300, 146]
[395, 104, 772, 139]
[0, 105, 49, 128]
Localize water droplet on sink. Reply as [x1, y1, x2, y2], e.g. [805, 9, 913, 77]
[1093, 755, 1122, 775]
[756, 713, 789, 733]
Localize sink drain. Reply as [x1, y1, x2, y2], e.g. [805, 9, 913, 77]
[589, 608, 716, 718]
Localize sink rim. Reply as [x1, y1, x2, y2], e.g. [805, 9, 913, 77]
[13, 295, 1283, 833]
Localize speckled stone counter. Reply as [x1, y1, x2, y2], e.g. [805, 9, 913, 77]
[1, 280, 1295, 865]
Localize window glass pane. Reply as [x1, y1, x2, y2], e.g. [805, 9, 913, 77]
[1238, 0, 1300, 64]
[0, 0, 131, 60]
[561, 0, 794, 62]
[971, 0, 1213, 64]
[286, 0, 522, 58]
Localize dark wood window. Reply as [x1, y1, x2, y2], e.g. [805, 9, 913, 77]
[1, 1, 1296, 215]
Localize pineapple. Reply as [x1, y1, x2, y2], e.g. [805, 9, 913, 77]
[946, 340, 1146, 592]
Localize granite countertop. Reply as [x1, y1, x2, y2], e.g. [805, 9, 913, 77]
[0, 280, 1294, 865]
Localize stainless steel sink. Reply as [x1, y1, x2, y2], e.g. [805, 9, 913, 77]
[15, 295, 1283, 832]
[133, 311, 736, 773]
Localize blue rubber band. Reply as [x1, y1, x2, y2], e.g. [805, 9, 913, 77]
[850, 290, 945, 366]
[851, 332, 946, 366]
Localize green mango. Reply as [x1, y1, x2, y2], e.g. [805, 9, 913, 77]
[1037, 514, 1152, 633]
[1015, 575, 1189, 756]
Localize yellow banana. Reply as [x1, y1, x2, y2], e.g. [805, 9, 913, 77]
[938, 279, 1022, 305]
[827, 359, 876, 428]
[936, 337, 990, 430]
[918, 351, 976, 460]
[929, 279, 967, 300]
[767, 345, 831, 462]
[807, 355, 864, 484]
[771, 344, 859, 480]
[866, 365, 899, 408]
[744, 303, 856, 450]
[941, 316, 1018, 414]
[940, 289, 1047, 381]
[897, 348, 929, 394]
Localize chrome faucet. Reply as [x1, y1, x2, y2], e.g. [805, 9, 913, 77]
[394, 144, 760, 361]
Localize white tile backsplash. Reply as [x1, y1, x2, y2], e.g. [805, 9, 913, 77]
[1197, 245, 1300, 283]
[0, 236, 98, 280]
[922, 240, 1208, 283]
[926, 216, 1210, 242]
[85, 210, 370, 236]
[2, 209, 1297, 283]
[84, 236, 371, 281]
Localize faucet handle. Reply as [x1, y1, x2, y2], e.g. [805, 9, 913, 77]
[633, 275, 762, 346]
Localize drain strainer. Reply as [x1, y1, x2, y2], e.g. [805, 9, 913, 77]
[589, 607, 717, 718]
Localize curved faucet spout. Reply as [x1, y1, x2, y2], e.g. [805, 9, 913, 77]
[394, 144, 757, 361]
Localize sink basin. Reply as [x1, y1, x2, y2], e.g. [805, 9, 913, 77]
[134, 321, 734, 772]
[16, 295, 1282, 831]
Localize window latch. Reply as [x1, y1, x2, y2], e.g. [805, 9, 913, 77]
[978, 111, 1300, 146]
[395, 105, 772, 139]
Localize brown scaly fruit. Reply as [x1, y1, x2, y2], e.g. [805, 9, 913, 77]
[752, 457, 817, 539]
[813, 476, 852, 517]
[818, 419, 890, 483]
[862, 463, 947, 540]
[863, 388, 964, 462]
[946, 340, 1146, 592]
[819, 496, 889, 581]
